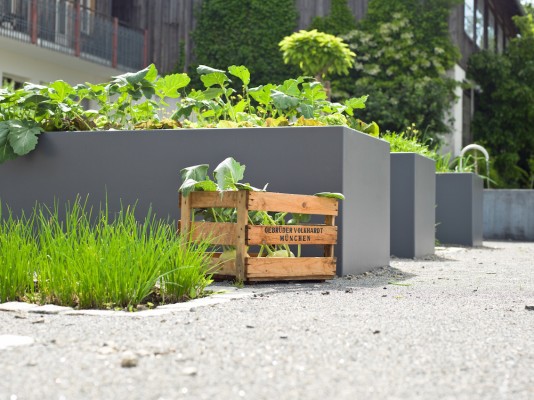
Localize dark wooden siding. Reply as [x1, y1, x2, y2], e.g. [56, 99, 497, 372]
[108, 0, 370, 73]
[106, 0, 520, 74]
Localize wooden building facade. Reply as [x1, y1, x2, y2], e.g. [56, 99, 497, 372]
[103, 0, 523, 75]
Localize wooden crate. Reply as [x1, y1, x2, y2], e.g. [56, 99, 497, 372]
[179, 191, 339, 282]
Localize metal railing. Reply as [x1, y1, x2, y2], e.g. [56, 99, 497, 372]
[0, 0, 147, 71]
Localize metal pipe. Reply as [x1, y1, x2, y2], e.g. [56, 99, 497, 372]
[460, 144, 490, 188]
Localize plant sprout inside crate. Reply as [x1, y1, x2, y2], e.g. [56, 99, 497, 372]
[179, 191, 339, 282]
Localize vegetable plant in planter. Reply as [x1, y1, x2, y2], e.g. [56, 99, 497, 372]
[178, 157, 344, 282]
[0, 63, 377, 164]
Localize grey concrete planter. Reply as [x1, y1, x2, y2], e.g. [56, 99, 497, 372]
[483, 189, 534, 241]
[390, 153, 435, 258]
[435, 172, 483, 246]
[0, 126, 390, 275]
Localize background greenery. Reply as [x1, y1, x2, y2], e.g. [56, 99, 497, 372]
[309, 0, 357, 36]
[192, 0, 299, 85]
[467, 5, 534, 188]
[335, 0, 461, 146]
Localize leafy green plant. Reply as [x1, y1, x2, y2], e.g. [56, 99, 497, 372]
[337, 0, 460, 143]
[309, 0, 357, 36]
[179, 157, 344, 261]
[192, 0, 298, 86]
[173, 65, 376, 134]
[467, 5, 534, 188]
[380, 127, 452, 172]
[279, 30, 355, 98]
[0, 198, 213, 309]
[1, 63, 377, 164]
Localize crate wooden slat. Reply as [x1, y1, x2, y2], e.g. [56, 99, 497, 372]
[247, 225, 337, 245]
[188, 222, 236, 245]
[246, 257, 336, 281]
[188, 191, 238, 209]
[248, 192, 338, 215]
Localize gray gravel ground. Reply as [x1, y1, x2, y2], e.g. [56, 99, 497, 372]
[1, 241, 534, 400]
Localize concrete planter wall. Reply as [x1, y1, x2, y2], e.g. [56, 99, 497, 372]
[483, 189, 534, 241]
[390, 153, 435, 258]
[435, 172, 483, 246]
[0, 126, 391, 275]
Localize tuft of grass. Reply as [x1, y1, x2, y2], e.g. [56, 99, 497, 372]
[0, 198, 213, 309]
[0, 205, 37, 303]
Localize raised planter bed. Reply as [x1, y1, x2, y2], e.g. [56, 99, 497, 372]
[180, 190, 339, 281]
[0, 126, 390, 275]
[390, 153, 435, 258]
[435, 172, 483, 246]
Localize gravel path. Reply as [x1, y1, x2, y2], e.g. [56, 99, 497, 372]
[1, 241, 533, 400]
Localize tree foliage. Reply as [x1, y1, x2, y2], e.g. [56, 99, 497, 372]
[279, 30, 355, 81]
[336, 0, 460, 144]
[309, 0, 357, 36]
[192, 0, 298, 85]
[467, 6, 534, 188]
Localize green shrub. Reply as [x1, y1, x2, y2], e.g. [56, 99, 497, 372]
[308, 0, 357, 36]
[336, 0, 460, 144]
[467, 6, 534, 188]
[192, 0, 298, 85]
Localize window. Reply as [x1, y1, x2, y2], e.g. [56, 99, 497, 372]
[487, 9, 496, 51]
[464, 0, 475, 42]
[497, 21, 504, 53]
[475, 0, 485, 48]
[80, 0, 94, 35]
[2, 74, 26, 90]
[57, 0, 66, 35]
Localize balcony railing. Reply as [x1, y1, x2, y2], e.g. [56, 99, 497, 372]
[0, 0, 148, 71]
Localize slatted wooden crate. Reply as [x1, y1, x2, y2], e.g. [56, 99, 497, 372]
[179, 191, 339, 282]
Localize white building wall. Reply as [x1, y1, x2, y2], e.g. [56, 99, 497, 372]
[0, 36, 124, 86]
[440, 64, 466, 157]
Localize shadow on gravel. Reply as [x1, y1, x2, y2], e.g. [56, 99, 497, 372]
[342, 266, 417, 288]
[240, 265, 418, 292]
[393, 254, 459, 262]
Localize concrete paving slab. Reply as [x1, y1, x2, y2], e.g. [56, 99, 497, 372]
[0, 302, 39, 312]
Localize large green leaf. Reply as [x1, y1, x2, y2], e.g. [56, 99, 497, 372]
[277, 79, 302, 97]
[213, 157, 245, 190]
[249, 84, 275, 105]
[228, 65, 250, 86]
[314, 192, 345, 200]
[197, 65, 226, 75]
[0, 122, 17, 163]
[287, 213, 312, 225]
[5, 120, 42, 156]
[201, 88, 225, 101]
[298, 103, 314, 118]
[144, 64, 158, 83]
[180, 164, 209, 183]
[302, 81, 327, 103]
[48, 80, 74, 102]
[22, 94, 49, 107]
[201, 72, 229, 88]
[344, 95, 368, 116]
[156, 73, 190, 98]
[179, 178, 218, 197]
[122, 64, 157, 85]
[271, 90, 300, 110]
